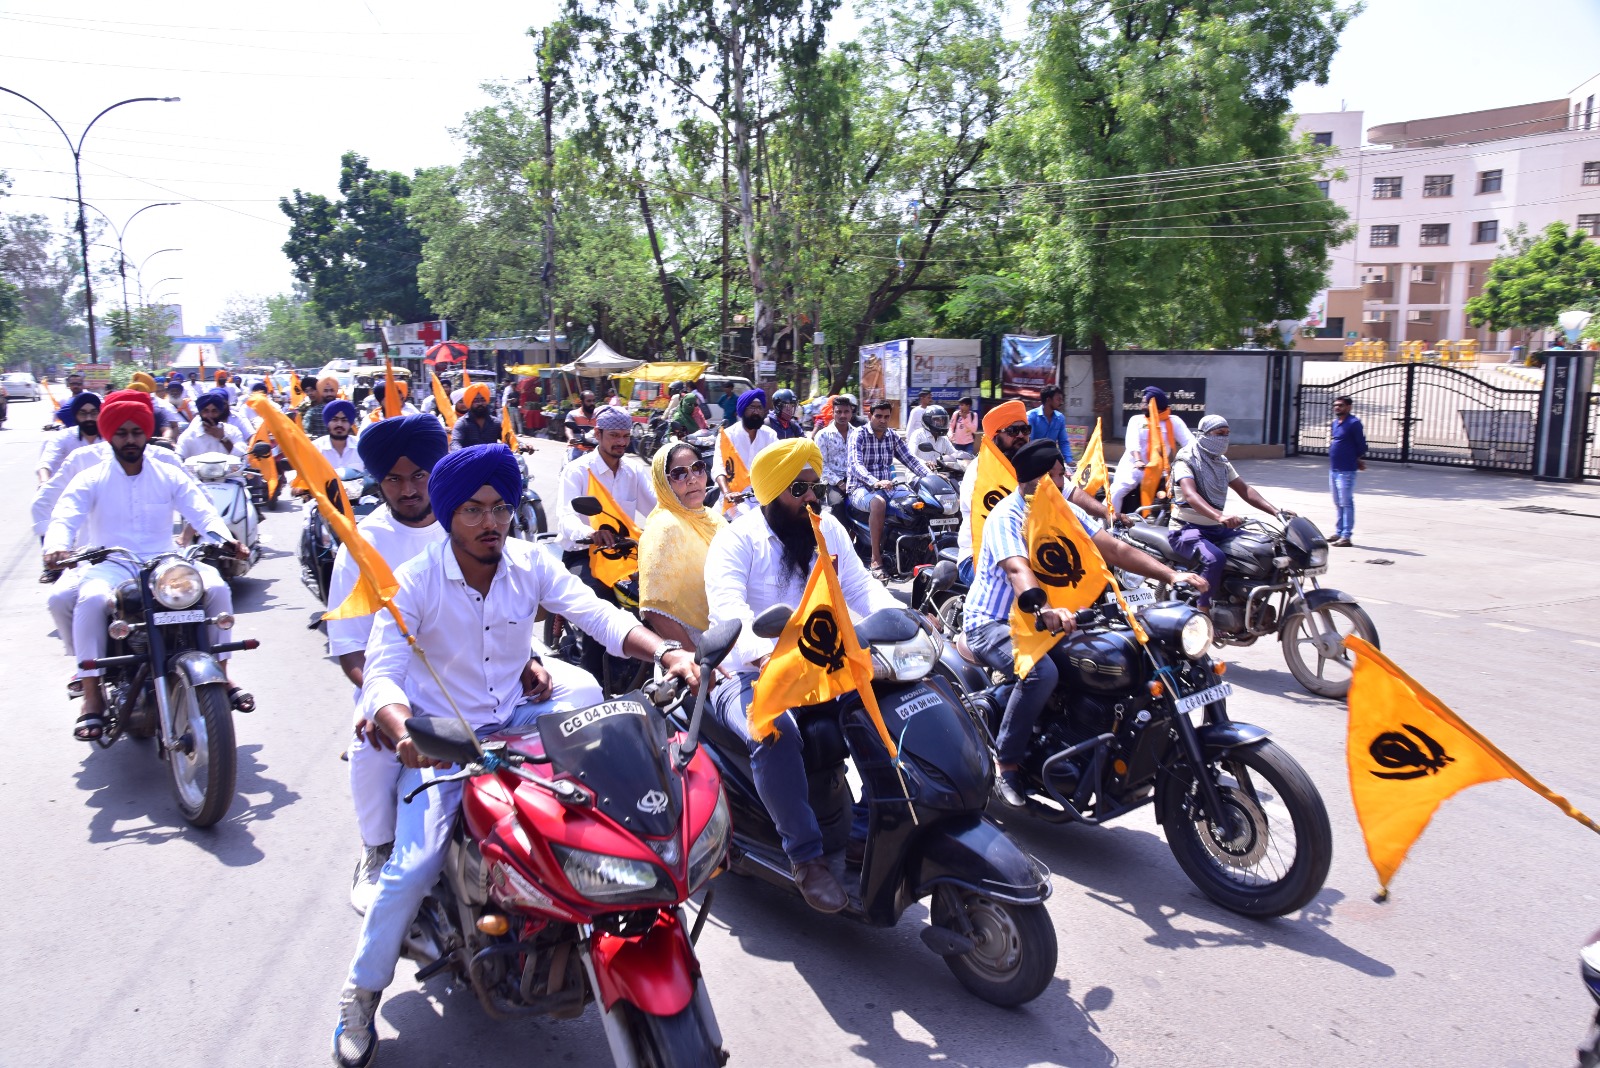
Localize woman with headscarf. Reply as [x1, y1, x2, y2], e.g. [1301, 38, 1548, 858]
[1169, 414, 1290, 610]
[638, 441, 722, 650]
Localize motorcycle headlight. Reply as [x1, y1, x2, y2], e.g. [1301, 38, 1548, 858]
[152, 560, 204, 609]
[687, 791, 730, 893]
[1306, 545, 1329, 569]
[937, 494, 959, 515]
[1180, 613, 1214, 658]
[553, 845, 672, 905]
[871, 628, 937, 681]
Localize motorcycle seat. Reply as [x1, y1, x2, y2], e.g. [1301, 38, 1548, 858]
[955, 632, 982, 665]
[937, 546, 961, 565]
[1125, 523, 1197, 566]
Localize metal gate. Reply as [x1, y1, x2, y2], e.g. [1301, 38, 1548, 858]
[1296, 364, 1541, 472]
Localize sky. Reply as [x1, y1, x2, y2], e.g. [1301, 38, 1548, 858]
[2, 0, 1597, 337]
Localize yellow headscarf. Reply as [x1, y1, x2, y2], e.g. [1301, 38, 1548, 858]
[638, 441, 723, 634]
[750, 438, 824, 506]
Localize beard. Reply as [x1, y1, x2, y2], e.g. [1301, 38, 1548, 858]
[329, 428, 348, 442]
[741, 411, 765, 431]
[765, 499, 821, 583]
[115, 442, 144, 464]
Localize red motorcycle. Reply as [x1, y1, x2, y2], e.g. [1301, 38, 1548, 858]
[401, 620, 741, 1066]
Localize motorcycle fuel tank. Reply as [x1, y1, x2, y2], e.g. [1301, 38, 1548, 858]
[1060, 628, 1144, 694]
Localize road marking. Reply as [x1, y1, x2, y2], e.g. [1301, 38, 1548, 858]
[1484, 622, 1531, 633]
[1417, 609, 1457, 619]
[1362, 598, 1390, 606]
[1575, 640, 1600, 650]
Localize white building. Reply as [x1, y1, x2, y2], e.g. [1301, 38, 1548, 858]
[1295, 72, 1600, 355]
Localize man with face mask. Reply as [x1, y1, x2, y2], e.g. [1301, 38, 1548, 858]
[449, 383, 501, 450]
[714, 389, 778, 519]
[37, 391, 103, 483]
[703, 438, 901, 912]
[178, 390, 246, 459]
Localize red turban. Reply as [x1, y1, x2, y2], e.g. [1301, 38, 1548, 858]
[98, 389, 155, 439]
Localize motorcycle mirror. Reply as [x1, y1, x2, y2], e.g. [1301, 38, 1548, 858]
[702, 485, 722, 508]
[928, 560, 958, 593]
[571, 496, 603, 517]
[751, 604, 794, 640]
[698, 618, 742, 671]
[250, 442, 273, 459]
[854, 607, 920, 646]
[404, 715, 481, 766]
[1018, 587, 1048, 614]
[917, 442, 934, 452]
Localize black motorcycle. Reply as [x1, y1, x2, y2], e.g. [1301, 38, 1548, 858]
[1119, 515, 1377, 698]
[678, 603, 1059, 1007]
[838, 472, 961, 581]
[62, 541, 259, 827]
[510, 451, 548, 543]
[932, 583, 1333, 918]
[540, 497, 650, 697]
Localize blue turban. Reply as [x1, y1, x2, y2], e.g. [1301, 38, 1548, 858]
[736, 388, 767, 418]
[322, 399, 357, 426]
[428, 443, 521, 533]
[195, 389, 230, 414]
[1141, 385, 1169, 411]
[64, 391, 101, 422]
[357, 413, 447, 479]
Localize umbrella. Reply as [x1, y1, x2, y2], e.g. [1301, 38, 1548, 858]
[424, 341, 468, 365]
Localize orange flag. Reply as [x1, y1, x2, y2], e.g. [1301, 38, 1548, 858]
[382, 358, 402, 419]
[1006, 476, 1109, 678]
[1073, 417, 1108, 501]
[746, 512, 896, 756]
[1139, 399, 1174, 510]
[585, 471, 639, 588]
[245, 418, 278, 501]
[500, 401, 519, 450]
[246, 396, 403, 625]
[264, 373, 277, 396]
[717, 427, 752, 515]
[1345, 637, 1600, 899]
[970, 435, 1015, 565]
[288, 372, 306, 408]
[431, 373, 457, 428]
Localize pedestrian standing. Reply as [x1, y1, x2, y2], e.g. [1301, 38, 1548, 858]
[1328, 394, 1367, 546]
[949, 396, 977, 455]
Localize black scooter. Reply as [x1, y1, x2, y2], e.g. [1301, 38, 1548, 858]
[674, 604, 1058, 1007]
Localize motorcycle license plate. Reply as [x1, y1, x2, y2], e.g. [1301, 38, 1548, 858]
[928, 518, 959, 529]
[1174, 682, 1233, 714]
[1119, 586, 1155, 607]
[1303, 565, 1328, 576]
[152, 609, 206, 625]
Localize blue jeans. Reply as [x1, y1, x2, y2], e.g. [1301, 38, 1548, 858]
[347, 662, 602, 993]
[711, 672, 833, 864]
[1329, 469, 1357, 539]
[966, 620, 1068, 765]
[1171, 524, 1242, 609]
[957, 555, 974, 586]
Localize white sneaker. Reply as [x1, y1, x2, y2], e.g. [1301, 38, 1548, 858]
[332, 983, 380, 1068]
[350, 842, 392, 916]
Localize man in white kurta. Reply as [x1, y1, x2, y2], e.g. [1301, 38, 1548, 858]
[555, 405, 658, 559]
[713, 389, 778, 519]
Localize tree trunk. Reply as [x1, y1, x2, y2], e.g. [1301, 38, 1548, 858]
[729, 17, 769, 348]
[1089, 331, 1114, 426]
[637, 186, 687, 361]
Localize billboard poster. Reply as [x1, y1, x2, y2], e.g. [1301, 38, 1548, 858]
[1000, 335, 1056, 401]
[908, 339, 981, 406]
[858, 339, 906, 423]
[1121, 377, 1207, 421]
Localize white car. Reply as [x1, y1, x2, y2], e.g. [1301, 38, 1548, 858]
[2, 372, 42, 401]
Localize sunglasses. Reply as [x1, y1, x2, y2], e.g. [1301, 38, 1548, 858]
[666, 460, 710, 482]
[786, 479, 821, 499]
[999, 422, 1031, 437]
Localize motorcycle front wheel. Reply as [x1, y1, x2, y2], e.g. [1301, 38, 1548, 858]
[1159, 739, 1331, 917]
[625, 998, 723, 1068]
[165, 674, 237, 827]
[1280, 601, 1377, 699]
[931, 892, 1057, 1007]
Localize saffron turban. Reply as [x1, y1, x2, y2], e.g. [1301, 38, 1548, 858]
[461, 383, 492, 408]
[357, 413, 447, 479]
[736, 389, 767, 418]
[317, 375, 341, 392]
[981, 399, 1027, 438]
[594, 405, 633, 432]
[429, 443, 521, 533]
[97, 389, 155, 439]
[750, 437, 823, 506]
[322, 399, 357, 425]
[129, 372, 157, 393]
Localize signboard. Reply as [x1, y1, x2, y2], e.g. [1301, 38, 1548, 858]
[381, 321, 449, 354]
[908, 341, 980, 406]
[1000, 335, 1056, 401]
[1065, 422, 1090, 460]
[1122, 377, 1207, 421]
[77, 363, 111, 392]
[756, 359, 777, 378]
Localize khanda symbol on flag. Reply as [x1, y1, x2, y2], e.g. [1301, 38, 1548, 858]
[1344, 636, 1600, 900]
[717, 427, 752, 513]
[584, 473, 639, 588]
[1073, 417, 1108, 502]
[969, 436, 1016, 564]
[1008, 475, 1109, 678]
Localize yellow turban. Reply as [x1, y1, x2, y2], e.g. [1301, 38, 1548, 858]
[750, 438, 824, 506]
[129, 371, 156, 393]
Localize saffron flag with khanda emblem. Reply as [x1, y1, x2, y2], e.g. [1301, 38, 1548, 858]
[1007, 476, 1110, 678]
[747, 511, 896, 757]
[585, 472, 639, 588]
[969, 435, 1015, 564]
[1344, 636, 1600, 899]
[717, 427, 752, 514]
[1139, 399, 1175, 511]
[245, 419, 278, 501]
[1073, 418, 1108, 501]
[431, 373, 457, 428]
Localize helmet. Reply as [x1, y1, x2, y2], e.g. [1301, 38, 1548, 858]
[669, 381, 686, 395]
[924, 405, 949, 437]
[772, 388, 797, 407]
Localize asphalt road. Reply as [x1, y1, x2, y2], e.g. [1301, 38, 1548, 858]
[5, 409, 1599, 1068]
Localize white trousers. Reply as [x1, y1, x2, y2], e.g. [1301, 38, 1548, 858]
[48, 570, 82, 658]
[73, 559, 232, 677]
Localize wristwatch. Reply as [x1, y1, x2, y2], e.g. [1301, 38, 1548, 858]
[653, 640, 683, 669]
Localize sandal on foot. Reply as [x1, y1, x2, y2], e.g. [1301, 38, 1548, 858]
[67, 679, 84, 698]
[73, 711, 106, 741]
[869, 565, 889, 582]
[227, 686, 256, 713]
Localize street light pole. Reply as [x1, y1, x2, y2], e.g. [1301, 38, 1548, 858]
[0, 87, 179, 363]
[72, 200, 178, 357]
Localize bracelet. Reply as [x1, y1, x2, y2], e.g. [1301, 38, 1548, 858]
[394, 733, 410, 747]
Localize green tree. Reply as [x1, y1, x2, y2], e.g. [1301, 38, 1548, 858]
[999, 0, 1355, 420]
[252, 294, 363, 365]
[1465, 222, 1600, 333]
[280, 153, 435, 326]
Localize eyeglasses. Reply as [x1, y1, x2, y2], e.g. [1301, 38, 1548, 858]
[454, 503, 514, 526]
[381, 469, 430, 488]
[666, 461, 710, 482]
[786, 479, 821, 499]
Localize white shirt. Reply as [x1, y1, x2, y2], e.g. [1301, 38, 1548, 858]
[325, 508, 446, 658]
[814, 422, 854, 485]
[712, 423, 778, 518]
[32, 441, 188, 537]
[957, 456, 979, 564]
[37, 428, 100, 477]
[556, 449, 658, 553]
[1109, 413, 1194, 498]
[704, 508, 901, 675]
[177, 418, 245, 459]
[905, 403, 929, 440]
[45, 456, 231, 558]
[313, 433, 365, 475]
[359, 536, 639, 730]
[910, 428, 956, 463]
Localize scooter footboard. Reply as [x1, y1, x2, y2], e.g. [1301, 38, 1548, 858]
[905, 816, 1052, 905]
[588, 909, 700, 1016]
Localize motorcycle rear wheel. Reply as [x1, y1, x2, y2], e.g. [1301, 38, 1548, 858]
[166, 675, 237, 827]
[1159, 739, 1331, 917]
[931, 892, 1057, 1007]
[626, 998, 723, 1068]
[1280, 601, 1377, 699]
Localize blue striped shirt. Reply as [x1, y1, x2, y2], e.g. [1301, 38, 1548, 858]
[963, 488, 1097, 634]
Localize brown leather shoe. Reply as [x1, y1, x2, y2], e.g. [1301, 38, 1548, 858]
[793, 858, 848, 913]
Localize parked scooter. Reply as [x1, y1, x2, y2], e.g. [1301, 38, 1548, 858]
[677, 603, 1058, 1007]
[183, 452, 261, 581]
[1118, 514, 1377, 698]
[838, 471, 961, 581]
[60, 540, 259, 827]
[297, 467, 383, 604]
[396, 620, 740, 1067]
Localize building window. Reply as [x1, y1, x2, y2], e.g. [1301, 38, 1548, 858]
[1423, 175, 1454, 197]
[1372, 177, 1402, 199]
[1316, 180, 1330, 197]
[1584, 161, 1600, 186]
[1362, 311, 1393, 324]
[1406, 310, 1434, 324]
[1420, 223, 1450, 246]
[1474, 220, 1499, 243]
[1312, 316, 1345, 340]
[1311, 131, 1333, 147]
[1409, 265, 1438, 284]
[1361, 265, 1389, 283]
[1478, 169, 1503, 193]
[1370, 225, 1399, 247]
[1578, 214, 1600, 238]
